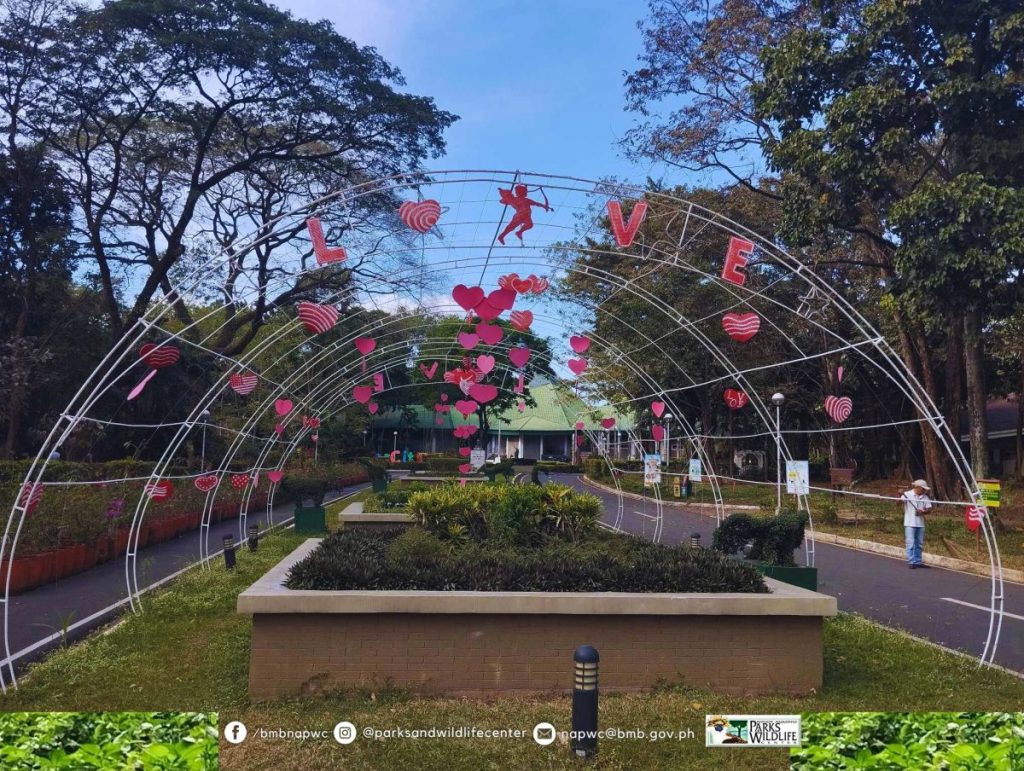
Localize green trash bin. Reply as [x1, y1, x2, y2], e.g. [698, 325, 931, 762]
[294, 505, 326, 534]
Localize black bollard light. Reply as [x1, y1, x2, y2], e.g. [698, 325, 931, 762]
[690, 533, 701, 549]
[571, 645, 599, 758]
[223, 534, 236, 570]
[247, 523, 259, 552]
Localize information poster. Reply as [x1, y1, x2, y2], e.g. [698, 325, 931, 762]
[786, 460, 810, 495]
[644, 453, 662, 486]
[470, 448, 486, 470]
[688, 458, 703, 482]
[978, 479, 1001, 508]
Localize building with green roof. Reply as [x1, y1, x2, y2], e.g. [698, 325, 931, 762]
[365, 381, 635, 460]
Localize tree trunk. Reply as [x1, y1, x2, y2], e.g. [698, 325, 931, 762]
[963, 310, 989, 478]
[944, 308, 964, 460]
[1017, 367, 1023, 480]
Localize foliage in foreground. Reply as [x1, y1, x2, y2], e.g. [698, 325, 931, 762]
[0, 711, 218, 770]
[284, 526, 768, 593]
[713, 510, 809, 567]
[792, 711, 1024, 770]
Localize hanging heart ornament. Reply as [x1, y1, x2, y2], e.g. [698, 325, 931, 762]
[824, 395, 853, 423]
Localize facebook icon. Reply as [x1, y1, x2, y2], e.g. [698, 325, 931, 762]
[224, 720, 248, 744]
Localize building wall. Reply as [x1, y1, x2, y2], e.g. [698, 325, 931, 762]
[248, 612, 823, 699]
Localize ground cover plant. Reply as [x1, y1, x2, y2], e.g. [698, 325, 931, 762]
[791, 711, 1024, 770]
[0, 711, 218, 770]
[284, 526, 769, 593]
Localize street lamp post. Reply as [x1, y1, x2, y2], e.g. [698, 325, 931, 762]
[771, 393, 785, 514]
[199, 409, 211, 472]
[663, 412, 672, 464]
[393, 430, 398, 454]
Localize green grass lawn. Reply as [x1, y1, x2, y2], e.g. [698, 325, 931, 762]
[2, 517, 1022, 770]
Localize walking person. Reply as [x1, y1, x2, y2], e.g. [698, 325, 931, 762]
[902, 479, 933, 569]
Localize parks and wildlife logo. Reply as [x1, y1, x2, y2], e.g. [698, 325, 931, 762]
[706, 715, 801, 747]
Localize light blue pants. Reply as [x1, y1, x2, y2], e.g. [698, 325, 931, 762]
[905, 526, 924, 565]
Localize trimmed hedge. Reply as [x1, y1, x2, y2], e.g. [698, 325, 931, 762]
[285, 526, 769, 593]
[425, 457, 464, 474]
[712, 509, 809, 567]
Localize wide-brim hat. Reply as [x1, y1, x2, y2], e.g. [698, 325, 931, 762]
[912, 479, 930, 491]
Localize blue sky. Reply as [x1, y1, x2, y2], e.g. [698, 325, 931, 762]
[283, 0, 683, 185]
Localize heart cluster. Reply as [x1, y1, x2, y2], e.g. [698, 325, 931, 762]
[498, 273, 549, 295]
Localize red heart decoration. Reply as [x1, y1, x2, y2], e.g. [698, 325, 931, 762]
[457, 332, 479, 350]
[305, 417, 321, 429]
[145, 480, 173, 500]
[352, 386, 373, 404]
[19, 482, 44, 513]
[511, 276, 534, 294]
[498, 273, 519, 291]
[476, 354, 495, 374]
[651, 401, 666, 418]
[444, 367, 478, 387]
[355, 337, 376, 355]
[229, 372, 258, 395]
[452, 284, 485, 311]
[510, 310, 533, 331]
[721, 312, 761, 343]
[458, 447, 471, 457]
[297, 301, 339, 335]
[529, 276, 549, 294]
[231, 474, 249, 489]
[569, 335, 591, 354]
[469, 383, 498, 403]
[601, 417, 616, 429]
[459, 463, 472, 474]
[419, 361, 438, 379]
[651, 425, 665, 441]
[575, 421, 585, 430]
[488, 288, 517, 311]
[455, 399, 479, 418]
[824, 395, 853, 423]
[274, 399, 293, 416]
[139, 343, 180, 369]
[368, 402, 379, 414]
[473, 301, 502, 321]
[399, 199, 442, 233]
[267, 470, 284, 484]
[194, 475, 219, 492]
[509, 347, 531, 368]
[476, 322, 503, 346]
[568, 358, 588, 376]
[723, 388, 749, 409]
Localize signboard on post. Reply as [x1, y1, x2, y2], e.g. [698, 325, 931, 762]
[470, 448, 486, 470]
[786, 460, 810, 495]
[644, 453, 662, 487]
[977, 479, 1000, 508]
[688, 458, 703, 482]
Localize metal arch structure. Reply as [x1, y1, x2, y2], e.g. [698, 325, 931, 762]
[1, 170, 1004, 691]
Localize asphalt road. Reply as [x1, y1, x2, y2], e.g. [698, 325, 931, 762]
[2, 486, 366, 683]
[555, 474, 1024, 675]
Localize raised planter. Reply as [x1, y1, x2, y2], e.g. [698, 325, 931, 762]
[239, 540, 838, 701]
[337, 502, 412, 532]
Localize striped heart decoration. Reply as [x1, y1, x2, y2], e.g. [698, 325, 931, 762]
[194, 475, 219, 492]
[824, 395, 853, 423]
[723, 388, 749, 409]
[144, 480, 173, 501]
[231, 473, 250, 489]
[399, 199, 442, 233]
[509, 310, 533, 331]
[229, 372, 258, 395]
[139, 343, 180, 369]
[721, 312, 761, 343]
[497, 273, 519, 291]
[297, 302, 338, 335]
[18, 481, 43, 513]
[529, 275, 549, 294]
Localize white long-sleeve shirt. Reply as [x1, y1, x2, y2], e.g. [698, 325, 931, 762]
[902, 490, 932, 527]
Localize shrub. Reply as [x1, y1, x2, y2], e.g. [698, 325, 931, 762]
[277, 477, 328, 508]
[582, 458, 606, 479]
[425, 457, 464, 474]
[286, 527, 768, 593]
[535, 462, 581, 473]
[712, 509, 808, 567]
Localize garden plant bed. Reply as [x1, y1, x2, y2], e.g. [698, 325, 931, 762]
[239, 531, 836, 699]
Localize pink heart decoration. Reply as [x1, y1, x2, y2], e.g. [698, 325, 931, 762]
[373, 372, 384, 392]
[601, 417, 616, 429]
[575, 421, 585, 430]
[721, 312, 761, 343]
[517, 400, 525, 412]
[452, 284, 485, 311]
[651, 425, 665, 441]
[267, 470, 284, 484]
[469, 383, 498, 404]
[457, 332, 479, 350]
[651, 401, 666, 418]
[509, 347, 531, 368]
[476, 322, 503, 346]
[576, 435, 585, 447]
[723, 388, 749, 409]
[459, 447, 471, 457]
[515, 373, 525, 394]
[296, 301, 339, 335]
[399, 199, 442, 233]
[476, 354, 496, 375]
[434, 403, 450, 413]
[568, 359, 588, 376]
[459, 463, 472, 474]
[509, 310, 533, 331]
[440, 393, 449, 402]
[455, 399, 478, 418]
[194, 475, 219, 492]
[274, 423, 285, 435]
[352, 386, 373, 404]
[487, 288, 516, 311]
[474, 301, 503, 321]
[419, 361, 438, 379]
[825, 395, 853, 423]
[274, 399, 293, 416]
[355, 337, 376, 355]
[465, 425, 478, 436]
[569, 335, 591, 354]
[498, 273, 519, 291]
[837, 365, 845, 383]
[459, 378, 474, 396]
[368, 402, 379, 414]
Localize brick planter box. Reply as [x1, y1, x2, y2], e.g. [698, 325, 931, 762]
[239, 540, 838, 701]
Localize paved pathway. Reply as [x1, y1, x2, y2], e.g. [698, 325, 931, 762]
[3, 486, 366, 683]
[556, 474, 1024, 675]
